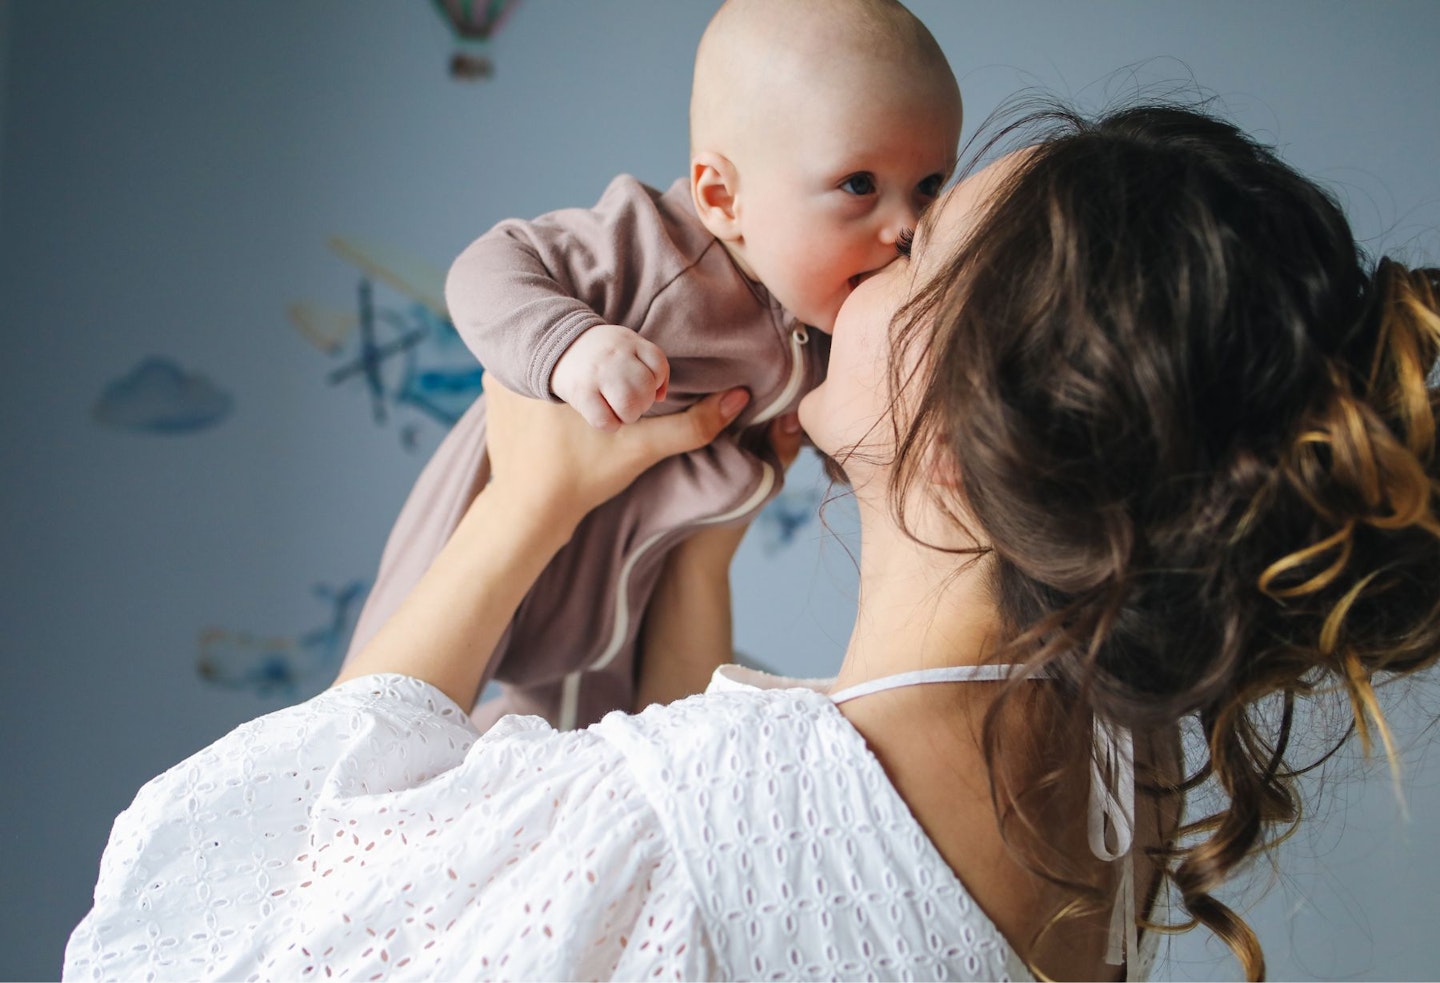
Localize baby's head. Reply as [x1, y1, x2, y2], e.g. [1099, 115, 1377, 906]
[689, 0, 962, 332]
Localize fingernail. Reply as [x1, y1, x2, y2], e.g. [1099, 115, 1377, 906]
[720, 389, 750, 418]
[780, 412, 802, 435]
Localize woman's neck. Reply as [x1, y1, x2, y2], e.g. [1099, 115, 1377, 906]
[830, 491, 1000, 694]
[827, 487, 1137, 981]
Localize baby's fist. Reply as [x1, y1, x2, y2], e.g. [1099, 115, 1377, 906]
[550, 324, 670, 431]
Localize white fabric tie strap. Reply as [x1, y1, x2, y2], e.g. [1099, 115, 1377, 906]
[1090, 715, 1138, 975]
[828, 665, 1139, 977]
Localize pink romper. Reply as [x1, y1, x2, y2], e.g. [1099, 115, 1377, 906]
[342, 175, 830, 729]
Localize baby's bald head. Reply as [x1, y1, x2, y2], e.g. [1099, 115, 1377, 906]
[690, 0, 960, 162]
[686, 0, 962, 331]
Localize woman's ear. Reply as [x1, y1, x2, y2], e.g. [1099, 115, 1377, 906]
[926, 440, 963, 489]
[690, 151, 743, 242]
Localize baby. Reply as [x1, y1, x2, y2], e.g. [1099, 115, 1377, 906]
[343, 0, 963, 730]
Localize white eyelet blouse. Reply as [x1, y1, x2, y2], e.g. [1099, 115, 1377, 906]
[64, 667, 1154, 981]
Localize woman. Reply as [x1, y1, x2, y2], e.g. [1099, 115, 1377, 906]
[65, 103, 1440, 982]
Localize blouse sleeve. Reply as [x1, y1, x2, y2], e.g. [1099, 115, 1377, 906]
[64, 674, 717, 982]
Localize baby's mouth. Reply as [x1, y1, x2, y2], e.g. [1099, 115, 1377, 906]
[848, 270, 874, 291]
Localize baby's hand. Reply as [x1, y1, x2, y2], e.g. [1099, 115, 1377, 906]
[550, 323, 670, 431]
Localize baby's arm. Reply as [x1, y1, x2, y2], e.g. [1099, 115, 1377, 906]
[445, 176, 682, 423]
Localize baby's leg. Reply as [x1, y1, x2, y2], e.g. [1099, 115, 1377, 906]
[344, 395, 491, 665]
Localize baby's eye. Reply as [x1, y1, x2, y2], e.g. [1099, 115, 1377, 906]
[917, 173, 945, 199]
[840, 172, 877, 196]
[896, 228, 914, 258]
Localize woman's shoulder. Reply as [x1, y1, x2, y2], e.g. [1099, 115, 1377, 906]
[593, 667, 1030, 981]
[593, 665, 846, 791]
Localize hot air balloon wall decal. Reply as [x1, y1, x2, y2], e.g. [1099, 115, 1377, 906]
[432, 0, 522, 80]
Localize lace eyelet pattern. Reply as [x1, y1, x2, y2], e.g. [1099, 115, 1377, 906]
[64, 671, 1150, 980]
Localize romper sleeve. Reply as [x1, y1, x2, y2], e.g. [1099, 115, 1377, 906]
[445, 175, 695, 400]
[63, 674, 717, 982]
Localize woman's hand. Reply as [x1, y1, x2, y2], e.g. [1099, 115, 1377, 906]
[485, 374, 753, 535]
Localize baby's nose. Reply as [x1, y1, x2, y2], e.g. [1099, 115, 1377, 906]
[879, 201, 921, 243]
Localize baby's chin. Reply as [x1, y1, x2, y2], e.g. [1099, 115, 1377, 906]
[778, 283, 851, 332]
[797, 300, 840, 334]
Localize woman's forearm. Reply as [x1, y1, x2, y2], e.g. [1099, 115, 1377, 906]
[334, 482, 576, 709]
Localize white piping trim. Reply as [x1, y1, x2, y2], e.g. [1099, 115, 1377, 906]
[750, 325, 809, 425]
[558, 672, 583, 734]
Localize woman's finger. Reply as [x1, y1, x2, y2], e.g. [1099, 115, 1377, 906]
[484, 374, 752, 522]
[625, 388, 750, 462]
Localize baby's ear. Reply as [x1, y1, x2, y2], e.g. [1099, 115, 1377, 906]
[690, 152, 742, 242]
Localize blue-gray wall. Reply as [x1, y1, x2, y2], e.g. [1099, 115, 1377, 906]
[2, 3, 1438, 979]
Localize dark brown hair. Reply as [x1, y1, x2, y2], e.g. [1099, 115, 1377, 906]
[891, 101, 1440, 979]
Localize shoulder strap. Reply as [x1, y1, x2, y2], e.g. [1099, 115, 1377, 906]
[827, 664, 1041, 704]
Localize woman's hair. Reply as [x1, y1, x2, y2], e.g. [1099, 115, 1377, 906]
[891, 101, 1440, 979]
